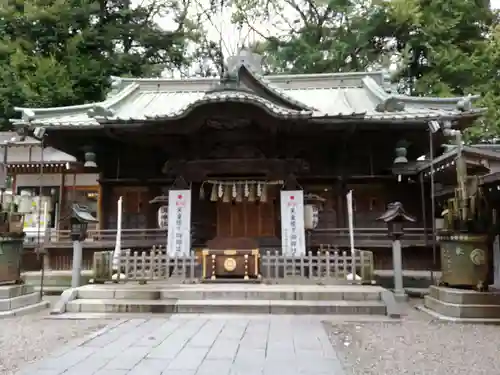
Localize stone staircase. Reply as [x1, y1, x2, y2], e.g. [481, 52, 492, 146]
[53, 284, 398, 317]
[420, 286, 500, 322]
[0, 284, 50, 317]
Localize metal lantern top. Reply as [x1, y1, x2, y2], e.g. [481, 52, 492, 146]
[71, 204, 98, 223]
[70, 204, 97, 241]
[377, 202, 416, 238]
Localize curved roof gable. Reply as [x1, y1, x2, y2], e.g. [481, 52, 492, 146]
[11, 54, 485, 129]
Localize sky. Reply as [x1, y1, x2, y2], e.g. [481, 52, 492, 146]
[148, 0, 500, 77]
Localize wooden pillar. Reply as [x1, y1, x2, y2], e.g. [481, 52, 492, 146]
[56, 171, 65, 240]
[97, 183, 103, 229]
[336, 179, 344, 227]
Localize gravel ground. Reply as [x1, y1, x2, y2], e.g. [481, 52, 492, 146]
[0, 307, 108, 375]
[325, 300, 500, 375]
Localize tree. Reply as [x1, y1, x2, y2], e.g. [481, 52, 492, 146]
[385, 0, 494, 96]
[231, 0, 391, 74]
[0, 0, 201, 128]
[383, 0, 499, 142]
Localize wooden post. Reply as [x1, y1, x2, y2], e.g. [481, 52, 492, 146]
[97, 183, 103, 229]
[56, 170, 65, 241]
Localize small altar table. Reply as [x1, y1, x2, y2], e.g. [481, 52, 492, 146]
[201, 249, 260, 280]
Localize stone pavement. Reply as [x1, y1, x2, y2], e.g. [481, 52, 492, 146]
[16, 315, 346, 375]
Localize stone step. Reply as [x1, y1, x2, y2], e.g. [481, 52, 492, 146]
[76, 285, 382, 302]
[0, 292, 41, 312]
[0, 284, 35, 299]
[66, 298, 387, 315]
[429, 286, 500, 306]
[424, 295, 500, 319]
[0, 300, 50, 318]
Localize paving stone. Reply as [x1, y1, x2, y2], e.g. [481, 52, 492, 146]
[16, 314, 346, 375]
[128, 358, 171, 375]
[187, 320, 224, 347]
[233, 348, 266, 367]
[167, 347, 209, 370]
[195, 359, 233, 375]
[37, 346, 95, 372]
[133, 320, 182, 347]
[217, 321, 248, 340]
[162, 371, 196, 375]
[63, 354, 111, 375]
[205, 339, 240, 359]
[93, 370, 129, 375]
[103, 346, 151, 370]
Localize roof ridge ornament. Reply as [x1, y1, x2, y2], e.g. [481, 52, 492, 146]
[456, 95, 473, 112]
[375, 97, 405, 113]
[227, 49, 263, 75]
[22, 109, 36, 122]
[87, 104, 115, 118]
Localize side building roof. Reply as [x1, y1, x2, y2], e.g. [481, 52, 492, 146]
[0, 131, 76, 167]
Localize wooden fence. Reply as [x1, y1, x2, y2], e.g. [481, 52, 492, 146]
[260, 250, 374, 284]
[92, 247, 375, 285]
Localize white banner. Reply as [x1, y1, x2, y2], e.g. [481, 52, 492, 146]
[166, 189, 191, 256]
[280, 190, 306, 256]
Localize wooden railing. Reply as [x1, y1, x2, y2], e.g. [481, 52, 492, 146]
[25, 227, 432, 248]
[261, 250, 375, 285]
[312, 227, 433, 247]
[92, 249, 199, 283]
[91, 247, 375, 285]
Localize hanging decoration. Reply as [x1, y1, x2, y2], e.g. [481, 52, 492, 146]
[223, 185, 231, 203]
[199, 180, 283, 203]
[248, 184, 256, 202]
[260, 184, 268, 203]
[210, 184, 217, 202]
[236, 185, 243, 203]
[199, 183, 205, 200]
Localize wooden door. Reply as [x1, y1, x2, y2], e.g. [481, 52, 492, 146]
[216, 201, 275, 238]
[111, 187, 149, 229]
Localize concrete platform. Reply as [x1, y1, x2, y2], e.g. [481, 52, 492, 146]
[420, 286, 500, 322]
[22, 269, 438, 296]
[53, 283, 398, 317]
[0, 284, 49, 318]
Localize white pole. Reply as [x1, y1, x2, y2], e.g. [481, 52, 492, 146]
[346, 190, 355, 254]
[346, 190, 358, 280]
[112, 196, 122, 271]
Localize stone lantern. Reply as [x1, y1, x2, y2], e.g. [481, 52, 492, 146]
[377, 202, 416, 301]
[70, 204, 97, 288]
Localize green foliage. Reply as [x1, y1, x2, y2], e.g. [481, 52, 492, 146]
[232, 0, 391, 74]
[0, 0, 198, 128]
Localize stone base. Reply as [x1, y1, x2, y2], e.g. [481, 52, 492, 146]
[0, 284, 49, 317]
[54, 284, 398, 317]
[393, 291, 408, 302]
[22, 270, 94, 295]
[421, 286, 500, 321]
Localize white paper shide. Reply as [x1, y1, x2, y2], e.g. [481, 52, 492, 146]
[280, 190, 306, 256]
[166, 189, 191, 256]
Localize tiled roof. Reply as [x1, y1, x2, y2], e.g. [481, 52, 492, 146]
[418, 145, 500, 175]
[11, 69, 484, 128]
[0, 132, 76, 165]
